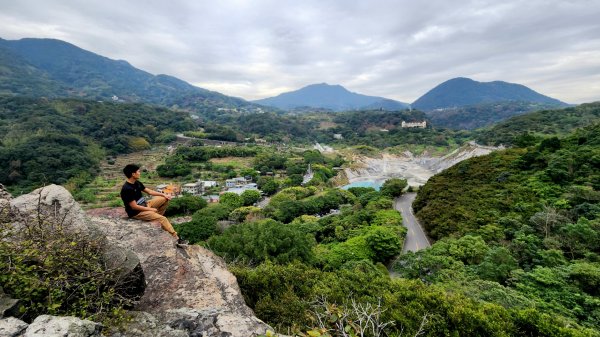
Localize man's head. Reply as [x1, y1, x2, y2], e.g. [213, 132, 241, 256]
[123, 164, 140, 178]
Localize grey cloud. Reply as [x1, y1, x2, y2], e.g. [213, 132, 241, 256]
[0, 0, 599, 103]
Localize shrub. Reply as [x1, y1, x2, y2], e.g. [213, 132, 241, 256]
[0, 201, 136, 323]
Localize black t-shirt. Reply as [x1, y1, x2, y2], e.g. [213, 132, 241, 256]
[121, 180, 146, 217]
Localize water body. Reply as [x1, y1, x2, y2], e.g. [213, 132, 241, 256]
[341, 180, 385, 191]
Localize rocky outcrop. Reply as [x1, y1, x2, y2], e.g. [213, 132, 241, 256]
[1, 185, 272, 337]
[87, 208, 271, 336]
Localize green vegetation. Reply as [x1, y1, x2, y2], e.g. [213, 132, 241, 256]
[0, 97, 194, 193]
[398, 123, 600, 332]
[0, 198, 137, 324]
[475, 102, 600, 146]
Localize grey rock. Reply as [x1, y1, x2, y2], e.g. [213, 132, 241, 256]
[0, 183, 11, 201]
[88, 208, 274, 337]
[23, 315, 102, 337]
[0, 288, 20, 319]
[0, 317, 28, 337]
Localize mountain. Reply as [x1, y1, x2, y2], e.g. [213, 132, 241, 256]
[253, 83, 409, 111]
[412, 77, 568, 111]
[0, 38, 258, 112]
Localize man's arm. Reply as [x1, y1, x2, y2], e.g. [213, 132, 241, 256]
[144, 188, 173, 200]
[128, 200, 158, 212]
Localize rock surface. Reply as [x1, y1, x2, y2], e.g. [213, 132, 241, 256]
[344, 142, 501, 186]
[87, 208, 271, 336]
[23, 315, 102, 337]
[0, 317, 28, 337]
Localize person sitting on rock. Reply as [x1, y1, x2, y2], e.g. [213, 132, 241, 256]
[120, 164, 186, 245]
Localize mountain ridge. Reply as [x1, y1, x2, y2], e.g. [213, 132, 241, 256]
[412, 77, 568, 111]
[253, 83, 409, 111]
[0, 37, 259, 112]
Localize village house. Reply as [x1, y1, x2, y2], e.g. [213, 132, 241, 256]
[182, 181, 203, 195]
[225, 177, 249, 188]
[155, 183, 180, 197]
[225, 183, 259, 195]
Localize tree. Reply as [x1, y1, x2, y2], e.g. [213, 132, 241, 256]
[380, 178, 407, 198]
[174, 216, 218, 244]
[165, 194, 207, 216]
[241, 189, 261, 206]
[257, 176, 279, 196]
[219, 192, 243, 209]
[206, 219, 315, 264]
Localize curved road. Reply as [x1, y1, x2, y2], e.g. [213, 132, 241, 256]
[394, 193, 430, 252]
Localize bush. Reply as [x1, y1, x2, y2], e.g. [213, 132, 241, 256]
[0, 202, 136, 322]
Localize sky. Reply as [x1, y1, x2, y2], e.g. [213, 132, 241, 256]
[1, 0, 599, 104]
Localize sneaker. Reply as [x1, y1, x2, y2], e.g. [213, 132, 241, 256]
[177, 238, 189, 245]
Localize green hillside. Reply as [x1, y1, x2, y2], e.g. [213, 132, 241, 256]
[0, 97, 194, 193]
[401, 123, 600, 330]
[475, 102, 600, 146]
[0, 38, 260, 113]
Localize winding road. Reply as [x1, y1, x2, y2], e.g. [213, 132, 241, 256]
[394, 193, 430, 252]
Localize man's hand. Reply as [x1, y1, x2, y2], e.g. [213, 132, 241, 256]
[149, 207, 158, 212]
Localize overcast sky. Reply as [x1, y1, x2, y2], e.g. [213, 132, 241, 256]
[1, 0, 599, 104]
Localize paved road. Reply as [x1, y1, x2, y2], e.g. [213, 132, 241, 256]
[394, 193, 431, 252]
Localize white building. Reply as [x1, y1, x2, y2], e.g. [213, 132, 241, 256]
[401, 121, 427, 128]
[226, 183, 258, 195]
[225, 177, 247, 188]
[182, 182, 203, 195]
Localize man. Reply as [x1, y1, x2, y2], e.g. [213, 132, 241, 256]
[120, 164, 186, 245]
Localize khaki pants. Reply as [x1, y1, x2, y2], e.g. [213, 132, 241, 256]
[134, 196, 177, 237]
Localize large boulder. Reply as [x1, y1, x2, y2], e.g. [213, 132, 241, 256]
[87, 208, 272, 336]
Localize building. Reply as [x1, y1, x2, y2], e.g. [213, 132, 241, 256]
[401, 121, 427, 128]
[225, 183, 259, 195]
[182, 182, 203, 195]
[225, 177, 247, 188]
[333, 133, 343, 140]
[202, 181, 218, 189]
[155, 184, 180, 197]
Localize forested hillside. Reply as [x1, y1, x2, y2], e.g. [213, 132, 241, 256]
[401, 123, 600, 331]
[427, 101, 568, 130]
[0, 38, 260, 113]
[0, 97, 194, 193]
[475, 102, 600, 146]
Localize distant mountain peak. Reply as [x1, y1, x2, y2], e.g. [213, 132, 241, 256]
[412, 77, 568, 111]
[253, 83, 408, 112]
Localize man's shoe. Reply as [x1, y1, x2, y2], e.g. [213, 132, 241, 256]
[177, 238, 189, 245]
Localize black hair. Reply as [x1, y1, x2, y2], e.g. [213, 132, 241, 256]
[123, 164, 140, 178]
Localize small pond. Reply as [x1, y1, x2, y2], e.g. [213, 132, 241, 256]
[341, 180, 384, 191]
